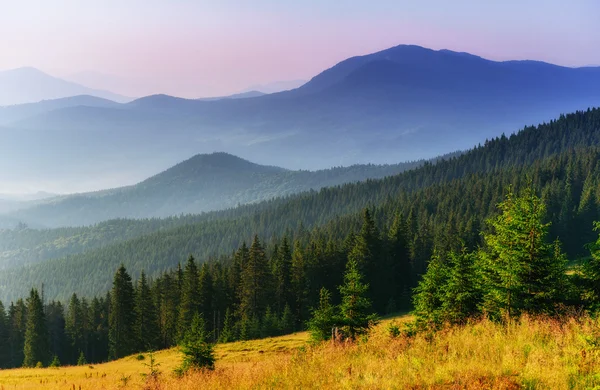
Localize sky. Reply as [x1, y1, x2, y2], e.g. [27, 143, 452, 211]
[0, 0, 598, 195]
[0, 0, 598, 98]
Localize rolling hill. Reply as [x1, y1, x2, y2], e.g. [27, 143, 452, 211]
[1, 45, 599, 193]
[3, 152, 426, 227]
[0, 67, 129, 106]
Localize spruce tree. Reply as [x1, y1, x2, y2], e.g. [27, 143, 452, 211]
[442, 248, 480, 324]
[338, 259, 378, 340]
[178, 256, 201, 340]
[239, 235, 269, 320]
[198, 264, 214, 332]
[412, 252, 450, 329]
[65, 293, 84, 364]
[134, 271, 160, 352]
[8, 299, 26, 368]
[348, 208, 384, 312]
[307, 288, 337, 342]
[176, 313, 215, 375]
[45, 301, 67, 366]
[273, 236, 293, 313]
[388, 211, 412, 308]
[108, 265, 136, 360]
[0, 301, 9, 368]
[218, 308, 236, 343]
[290, 240, 308, 326]
[280, 304, 294, 335]
[156, 273, 179, 348]
[582, 222, 600, 310]
[23, 289, 49, 367]
[479, 187, 567, 319]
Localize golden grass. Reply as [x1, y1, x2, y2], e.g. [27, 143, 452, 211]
[3, 314, 600, 389]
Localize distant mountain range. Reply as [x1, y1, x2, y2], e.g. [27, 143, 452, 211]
[1, 45, 599, 193]
[243, 79, 307, 94]
[0, 67, 130, 105]
[3, 152, 431, 227]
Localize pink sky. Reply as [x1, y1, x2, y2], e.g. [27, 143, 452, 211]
[1, 0, 598, 97]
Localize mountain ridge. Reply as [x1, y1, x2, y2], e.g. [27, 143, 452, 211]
[0, 67, 130, 106]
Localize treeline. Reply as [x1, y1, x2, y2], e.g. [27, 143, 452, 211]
[0, 207, 410, 367]
[2, 186, 600, 368]
[412, 187, 600, 329]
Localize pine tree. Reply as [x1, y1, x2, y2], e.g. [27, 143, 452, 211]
[280, 304, 294, 335]
[290, 240, 308, 326]
[89, 296, 109, 363]
[0, 301, 9, 368]
[582, 222, 600, 309]
[442, 248, 480, 324]
[412, 252, 450, 329]
[348, 208, 384, 312]
[338, 259, 378, 340]
[218, 308, 236, 343]
[238, 236, 270, 320]
[307, 288, 337, 342]
[45, 301, 67, 366]
[65, 293, 84, 364]
[134, 271, 160, 352]
[108, 265, 136, 360]
[176, 313, 215, 375]
[198, 264, 214, 332]
[479, 187, 567, 319]
[23, 289, 49, 367]
[8, 299, 27, 368]
[261, 306, 280, 337]
[178, 256, 201, 340]
[273, 236, 293, 313]
[388, 211, 412, 308]
[155, 273, 179, 348]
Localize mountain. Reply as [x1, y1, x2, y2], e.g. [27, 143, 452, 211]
[0, 108, 599, 302]
[0, 95, 122, 125]
[197, 90, 267, 101]
[4, 152, 426, 227]
[0, 67, 130, 106]
[243, 79, 307, 93]
[1, 45, 600, 193]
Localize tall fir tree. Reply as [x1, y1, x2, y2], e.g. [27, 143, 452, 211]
[412, 252, 450, 329]
[273, 236, 293, 313]
[178, 255, 201, 340]
[388, 211, 412, 309]
[348, 208, 384, 312]
[23, 289, 49, 367]
[8, 299, 27, 368]
[134, 271, 160, 352]
[65, 293, 85, 364]
[479, 187, 567, 319]
[307, 287, 337, 342]
[45, 301, 67, 365]
[0, 301, 9, 367]
[441, 248, 480, 324]
[108, 265, 136, 360]
[198, 264, 214, 334]
[338, 259, 378, 340]
[239, 236, 270, 320]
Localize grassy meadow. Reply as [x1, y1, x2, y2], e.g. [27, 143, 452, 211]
[2, 314, 600, 389]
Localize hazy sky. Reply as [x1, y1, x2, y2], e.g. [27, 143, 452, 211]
[1, 0, 599, 97]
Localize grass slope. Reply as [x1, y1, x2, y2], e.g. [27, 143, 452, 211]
[4, 314, 600, 389]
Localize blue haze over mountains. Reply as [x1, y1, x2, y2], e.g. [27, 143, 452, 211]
[0, 44, 599, 197]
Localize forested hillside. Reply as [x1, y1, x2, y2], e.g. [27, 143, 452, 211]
[4, 152, 426, 227]
[0, 108, 599, 302]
